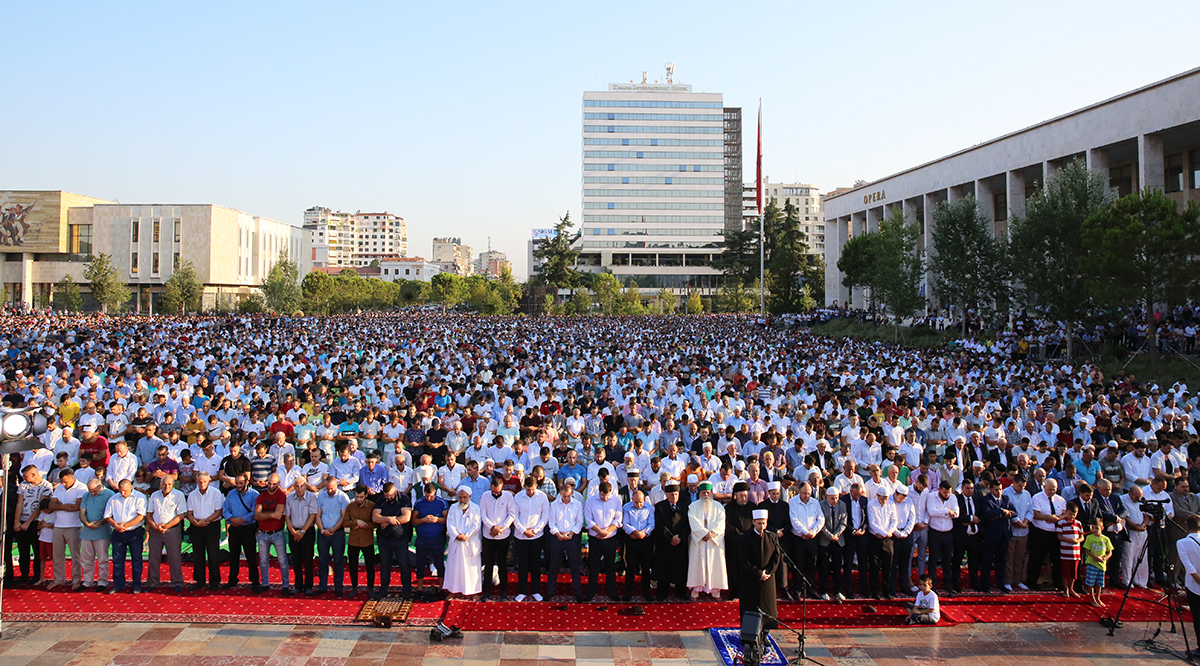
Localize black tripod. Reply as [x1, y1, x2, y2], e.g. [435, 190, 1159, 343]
[776, 545, 824, 666]
[1101, 512, 1192, 659]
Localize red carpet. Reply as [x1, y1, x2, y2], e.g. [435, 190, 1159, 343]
[4, 562, 1189, 629]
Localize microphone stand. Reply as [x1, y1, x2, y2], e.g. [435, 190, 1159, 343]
[776, 543, 823, 666]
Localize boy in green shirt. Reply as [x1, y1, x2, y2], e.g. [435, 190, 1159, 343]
[1082, 517, 1113, 608]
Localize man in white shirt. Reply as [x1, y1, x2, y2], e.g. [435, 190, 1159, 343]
[146, 476, 187, 592]
[187, 471, 224, 591]
[479, 475, 515, 601]
[584, 480, 623, 601]
[925, 481, 960, 596]
[1174, 514, 1200, 656]
[1122, 441, 1153, 490]
[104, 479, 147, 594]
[892, 485, 918, 595]
[107, 440, 139, 493]
[1002, 474, 1033, 591]
[787, 482, 824, 598]
[548, 478, 586, 602]
[1026, 478, 1067, 591]
[511, 476, 549, 601]
[867, 487, 898, 599]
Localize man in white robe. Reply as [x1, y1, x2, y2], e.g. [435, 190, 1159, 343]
[687, 481, 728, 599]
[444, 485, 482, 596]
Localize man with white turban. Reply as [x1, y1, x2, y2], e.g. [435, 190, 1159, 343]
[443, 485, 482, 597]
[687, 480, 728, 599]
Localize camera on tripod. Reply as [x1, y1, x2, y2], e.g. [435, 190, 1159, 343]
[1141, 499, 1168, 521]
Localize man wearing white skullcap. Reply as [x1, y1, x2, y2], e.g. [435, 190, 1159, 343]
[738, 507, 781, 633]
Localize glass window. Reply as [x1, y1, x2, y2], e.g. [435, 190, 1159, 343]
[130, 252, 139, 275]
[1192, 150, 1200, 190]
[993, 192, 1007, 221]
[173, 252, 180, 270]
[70, 225, 93, 256]
[152, 252, 160, 274]
[1166, 154, 1184, 193]
[131, 219, 140, 243]
[152, 218, 160, 243]
[1109, 165, 1134, 198]
[174, 219, 181, 243]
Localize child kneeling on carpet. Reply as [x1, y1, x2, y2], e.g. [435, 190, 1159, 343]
[1082, 516, 1113, 608]
[905, 574, 939, 625]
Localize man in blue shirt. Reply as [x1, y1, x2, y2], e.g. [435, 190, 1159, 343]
[557, 449, 586, 489]
[622, 489, 656, 601]
[79, 479, 115, 592]
[222, 476, 261, 592]
[462, 460, 491, 504]
[359, 451, 388, 501]
[411, 482, 449, 595]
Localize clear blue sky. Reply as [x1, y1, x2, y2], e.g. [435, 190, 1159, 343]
[4, 1, 1197, 278]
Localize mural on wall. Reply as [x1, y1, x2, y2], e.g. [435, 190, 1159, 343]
[0, 202, 36, 246]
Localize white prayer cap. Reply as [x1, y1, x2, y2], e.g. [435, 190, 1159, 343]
[752, 509, 769, 520]
[515, 463, 525, 472]
[972, 461, 984, 469]
[735, 461, 746, 471]
[625, 452, 635, 460]
[826, 487, 839, 497]
[876, 487, 889, 497]
[767, 481, 781, 491]
[895, 485, 909, 496]
[457, 484, 473, 497]
[687, 474, 700, 484]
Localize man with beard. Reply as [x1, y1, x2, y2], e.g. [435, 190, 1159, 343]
[758, 481, 792, 600]
[725, 481, 755, 599]
[687, 481, 728, 599]
[739, 509, 781, 636]
[654, 483, 690, 600]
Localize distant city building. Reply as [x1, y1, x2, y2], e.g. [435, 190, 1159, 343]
[303, 207, 407, 268]
[0, 190, 310, 310]
[757, 178, 825, 255]
[432, 237, 474, 275]
[577, 67, 738, 294]
[474, 249, 510, 278]
[379, 257, 442, 283]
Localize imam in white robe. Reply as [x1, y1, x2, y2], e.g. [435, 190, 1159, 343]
[686, 498, 729, 592]
[444, 500, 483, 595]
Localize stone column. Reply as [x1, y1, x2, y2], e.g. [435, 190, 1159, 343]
[923, 193, 938, 312]
[20, 253, 33, 308]
[975, 179, 995, 234]
[1006, 171, 1027, 228]
[1087, 147, 1110, 195]
[1138, 134, 1165, 192]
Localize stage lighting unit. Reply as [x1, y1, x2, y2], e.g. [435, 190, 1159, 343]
[0, 406, 51, 455]
[740, 610, 764, 666]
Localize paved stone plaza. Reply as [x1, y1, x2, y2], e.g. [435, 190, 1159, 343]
[0, 620, 1190, 666]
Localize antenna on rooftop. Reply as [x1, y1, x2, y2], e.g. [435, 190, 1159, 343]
[665, 62, 675, 84]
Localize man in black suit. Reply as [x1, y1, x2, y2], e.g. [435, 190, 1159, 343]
[719, 442, 744, 472]
[976, 477, 1015, 593]
[808, 442, 838, 488]
[653, 483, 690, 600]
[1070, 483, 1102, 532]
[987, 439, 1014, 474]
[757, 481, 792, 600]
[840, 483, 870, 599]
[952, 479, 983, 593]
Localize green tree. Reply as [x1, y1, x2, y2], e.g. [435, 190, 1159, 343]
[534, 212, 580, 290]
[716, 278, 753, 313]
[874, 210, 925, 338]
[53, 275, 82, 312]
[685, 291, 704, 314]
[566, 288, 592, 315]
[162, 260, 203, 314]
[837, 231, 885, 308]
[542, 292, 564, 316]
[83, 253, 131, 314]
[301, 271, 335, 314]
[798, 284, 817, 312]
[766, 199, 809, 314]
[593, 272, 621, 315]
[615, 280, 644, 315]
[713, 226, 760, 284]
[237, 293, 266, 313]
[430, 272, 464, 312]
[397, 279, 430, 307]
[494, 264, 523, 314]
[657, 288, 676, 315]
[929, 196, 1009, 333]
[260, 250, 303, 313]
[1082, 189, 1200, 375]
[1008, 159, 1109, 359]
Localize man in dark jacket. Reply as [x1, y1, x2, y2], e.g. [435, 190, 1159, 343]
[654, 483, 690, 600]
[725, 482, 756, 600]
[758, 481, 792, 600]
[738, 509, 781, 632]
[976, 477, 1015, 593]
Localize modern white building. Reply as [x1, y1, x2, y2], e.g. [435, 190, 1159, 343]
[303, 207, 407, 268]
[432, 237, 474, 276]
[474, 249, 510, 278]
[379, 257, 442, 283]
[753, 178, 825, 256]
[578, 68, 739, 293]
[0, 191, 310, 310]
[824, 66, 1200, 307]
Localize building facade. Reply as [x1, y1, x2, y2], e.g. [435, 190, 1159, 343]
[0, 191, 310, 310]
[431, 237, 474, 276]
[824, 66, 1200, 308]
[474, 249, 510, 278]
[757, 178, 825, 256]
[379, 257, 442, 283]
[303, 207, 407, 268]
[578, 73, 738, 293]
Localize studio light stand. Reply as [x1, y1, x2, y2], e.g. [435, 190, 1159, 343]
[0, 404, 54, 640]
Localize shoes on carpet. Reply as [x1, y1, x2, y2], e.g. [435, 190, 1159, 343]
[191, 583, 207, 592]
[107, 587, 120, 595]
[221, 582, 238, 590]
[369, 590, 382, 600]
[514, 594, 526, 602]
[581, 594, 595, 602]
[131, 588, 141, 595]
[1004, 584, 1012, 592]
[1017, 583, 1029, 591]
[304, 589, 316, 596]
[251, 584, 263, 594]
[820, 593, 830, 601]
[174, 585, 183, 594]
[533, 593, 543, 602]
[282, 587, 294, 596]
[334, 589, 343, 598]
